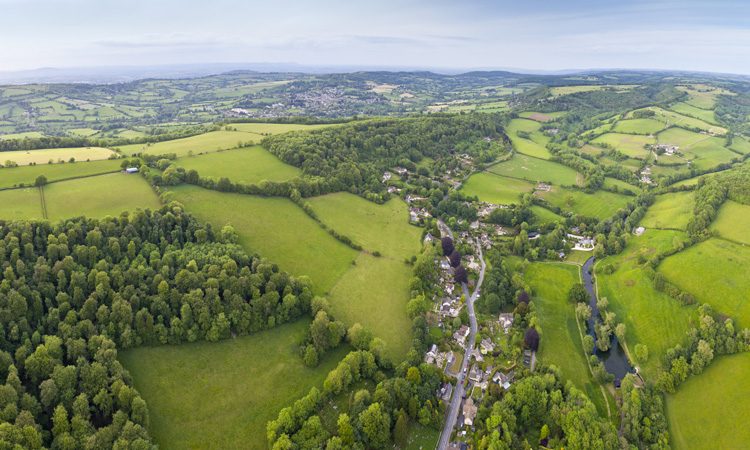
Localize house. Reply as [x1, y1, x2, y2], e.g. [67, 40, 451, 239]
[423, 233, 435, 245]
[387, 186, 401, 194]
[424, 344, 439, 364]
[454, 325, 470, 346]
[498, 313, 514, 334]
[471, 348, 484, 363]
[477, 203, 499, 218]
[469, 221, 480, 230]
[439, 382, 453, 401]
[492, 370, 515, 390]
[545, 128, 560, 136]
[462, 398, 478, 427]
[535, 182, 552, 192]
[523, 349, 532, 367]
[393, 166, 408, 176]
[125, 167, 139, 174]
[440, 259, 451, 271]
[655, 144, 679, 156]
[480, 338, 495, 354]
[382, 171, 392, 183]
[468, 364, 483, 383]
[567, 233, 596, 251]
[527, 231, 540, 240]
[634, 226, 645, 236]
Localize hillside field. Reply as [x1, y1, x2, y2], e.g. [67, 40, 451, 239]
[591, 133, 654, 159]
[117, 130, 260, 157]
[639, 191, 694, 230]
[506, 118, 552, 159]
[0, 187, 42, 219]
[461, 172, 535, 205]
[536, 186, 631, 219]
[175, 146, 301, 184]
[0, 159, 122, 189]
[710, 200, 750, 244]
[487, 153, 581, 186]
[1, 146, 115, 165]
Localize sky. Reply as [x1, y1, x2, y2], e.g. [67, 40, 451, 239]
[2, 0, 750, 74]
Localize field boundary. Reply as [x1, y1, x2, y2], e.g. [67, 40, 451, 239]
[39, 186, 48, 219]
[0, 168, 121, 192]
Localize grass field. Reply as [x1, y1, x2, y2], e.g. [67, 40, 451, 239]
[0, 131, 45, 140]
[175, 146, 301, 184]
[549, 85, 637, 97]
[487, 154, 581, 186]
[327, 253, 413, 362]
[120, 320, 349, 450]
[667, 353, 750, 450]
[676, 84, 733, 110]
[230, 122, 335, 135]
[0, 159, 122, 189]
[306, 192, 421, 259]
[640, 191, 694, 230]
[596, 230, 694, 379]
[656, 128, 737, 170]
[632, 107, 727, 135]
[531, 205, 564, 225]
[537, 186, 631, 219]
[525, 263, 609, 416]
[612, 118, 666, 135]
[603, 177, 640, 194]
[461, 172, 535, 205]
[117, 131, 260, 157]
[591, 133, 654, 159]
[710, 200, 750, 244]
[659, 238, 750, 327]
[670, 102, 718, 125]
[0, 187, 42, 220]
[1, 147, 115, 165]
[44, 173, 161, 221]
[518, 111, 565, 122]
[506, 118, 552, 159]
[167, 185, 358, 294]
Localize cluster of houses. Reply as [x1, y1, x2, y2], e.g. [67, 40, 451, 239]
[566, 233, 596, 251]
[640, 166, 653, 184]
[655, 143, 679, 156]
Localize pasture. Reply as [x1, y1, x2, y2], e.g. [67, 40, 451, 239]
[676, 83, 733, 110]
[0, 146, 115, 165]
[591, 133, 654, 159]
[0, 187, 42, 220]
[44, 173, 161, 221]
[0, 131, 45, 140]
[487, 154, 581, 186]
[120, 320, 349, 450]
[167, 185, 358, 294]
[531, 205, 564, 225]
[518, 111, 565, 122]
[0, 159, 121, 189]
[612, 118, 665, 135]
[230, 122, 335, 135]
[669, 102, 718, 125]
[710, 200, 750, 244]
[659, 238, 750, 327]
[596, 230, 694, 379]
[603, 177, 640, 194]
[549, 85, 637, 97]
[667, 353, 750, 450]
[461, 172, 535, 205]
[639, 191, 694, 230]
[656, 128, 737, 170]
[633, 107, 727, 135]
[116, 131, 259, 157]
[536, 186, 631, 219]
[506, 118, 552, 159]
[175, 146, 301, 184]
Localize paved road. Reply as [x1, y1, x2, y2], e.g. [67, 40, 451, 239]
[437, 238, 486, 450]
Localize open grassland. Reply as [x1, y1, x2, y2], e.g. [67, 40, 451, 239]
[506, 118, 552, 159]
[175, 146, 300, 184]
[531, 205, 564, 225]
[461, 172, 534, 205]
[328, 253, 413, 361]
[487, 154, 581, 186]
[230, 122, 335, 135]
[117, 131, 260, 157]
[44, 173, 161, 221]
[671, 171, 720, 188]
[612, 118, 666, 135]
[167, 185, 357, 294]
[596, 230, 694, 379]
[669, 102, 718, 125]
[667, 353, 750, 450]
[306, 192, 421, 259]
[518, 111, 565, 122]
[640, 191, 694, 230]
[710, 200, 750, 244]
[632, 107, 727, 135]
[0, 131, 45, 140]
[537, 186, 631, 219]
[1, 146, 115, 165]
[729, 136, 750, 154]
[0, 187, 42, 220]
[120, 320, 349, 450]
[676, 83, 733, 110]
[656, 128, 738, 170]
[525, 263, 609, 416]
[591, 133, 654, 159]
[603, 177, 640, 194]
[0, 159, 122, 189]
[549, 85, 637, 97]
[659, 238, 750, 327]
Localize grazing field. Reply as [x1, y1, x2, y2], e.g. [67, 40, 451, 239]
[230, 122, 335, 135]
[710, 200, 750, 244]
[175, 146, 301, 184]
[729, 136, 750, 154]
[612, 118, 666, 135]
[656, 128, 737, 170]
[0, 187, 42, 220]
[632, 107, 727, 135]
[603, 177, 640, 194]
[506, 118, 552, 159]
[0, 146, 115, 165]
[306, 192, 421, 259]
[120, 320, 349, 450]
[659, 238, 750, 327]
[591, 133, 654, 158]
[167, 185, 358, 294]
[676, 84, 732, 110]
[328, 253, 413, 361]
[596, 230, 694, 378]
[461, 172, 534, 205]
[44, 173, 161, 221]
[0, 159, 121, 188]
[116, 131, 259, 157]
[531, 205, 564, 225]
[671, 171, 720, 188]
[0, 131, 45, 140]
[669, 102, 718, 124]
[639, 191, 694, 230]
[518, 111, 565, 122]
[549, 84, 637, 97]
[667, 353, 750, 450]
[487, 154, 581, 186]
[537, 186, 631, 219]
[525, 263, 609, 416]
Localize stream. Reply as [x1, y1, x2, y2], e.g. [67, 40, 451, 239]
[582, 257, 634, 384]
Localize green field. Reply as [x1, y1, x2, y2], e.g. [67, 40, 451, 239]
[676, 84, 732, 110]
[549, 85, 637, 97]
[640, 191, 694, 230]
[167, 185, 358, 294]
[670, 102, 718, 125]
[591, 133, 654, 159]
[659, 238, 750, 327]
[230, 122, 335, 135]
[120, 320, 349, 450]
[1, 146, 115, 165]
[117, 131, 260, 157]
[0, 131, 45, 140]
[506, 118, 552, 159]
[518, 111, 565, 122]
[710, 200, 750, 244]
[531, 205, 564, 225]
[612, 118, 666, 135]
[667, 353, 750, 450]
[307, 192, 421, 259]
[175, 146, 301, 184]
[461, 172, 535, 205]
[0, 159, 122, 189]
[0, 187, 42, 220]
[632, 107, 727, 135]
[596, 230, 694, 378]
[537, 186, 631, 219]
[44, 173, 161, 221]
[487, 153, 581, 186]
[603, 177, 640, 194]
[525, 263, 609, 416]
[656, 128, 737, 170]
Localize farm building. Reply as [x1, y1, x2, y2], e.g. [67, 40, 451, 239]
[125, 167, 139, 174]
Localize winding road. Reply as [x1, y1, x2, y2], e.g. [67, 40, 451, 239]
[436, 235, 486, 450]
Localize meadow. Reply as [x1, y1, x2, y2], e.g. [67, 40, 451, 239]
[549, 85, 637, 97]
[506, 118, 552, 159]
[710, 200, 750, 244]
[166, 185, 358, 294]
[116, 130, 260, 157]
[0, 159, 122, 189]
[669, 102, 718, 125]
[659, 238, 750, 327]
[175, 146, 301, 184]
[676, 83, 732, 110]
[120, 320, 350, 450]
[230, 122, 335, 135]
[0, 187, 42, 220]
[518, 111, 565, 122]
[667, 353, 750, 450]
[530, 205, 564, 225]
[639, 191, 694, 230]
[633, 107, 727, 135]
[536, 186, 631, 219]
[487, 154, 581, 186]
[603, 177, 640, 194]
[1, 146, 115, 165]
[461, 172, 535, 205]
[591, 133, 654, 159]
[656, 128, 737, 170]
[612, 118, 666, 135]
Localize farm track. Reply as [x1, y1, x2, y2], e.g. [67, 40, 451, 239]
[39, 186, 48, 219]
[0, 169, 121, 192]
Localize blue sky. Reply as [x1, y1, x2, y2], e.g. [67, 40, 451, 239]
[2, 0, 749, 74]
